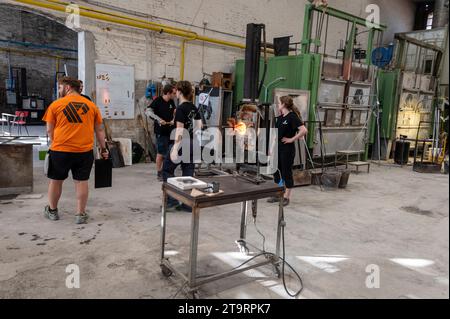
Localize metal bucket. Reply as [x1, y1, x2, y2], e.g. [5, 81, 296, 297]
[321, 171, 342, 189]
[311, 173, 322, 185]
[413, 163, 442, 174]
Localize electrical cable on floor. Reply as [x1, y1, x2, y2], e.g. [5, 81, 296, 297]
[195, 253, 265, 280]
[171, 282, 188, 299]
[262, 169, 304, 296]
[195, 215, 304, 298]
[256, 212, 304, 298]
[253, 218, 266, 252]
[279, 218, 304, 298]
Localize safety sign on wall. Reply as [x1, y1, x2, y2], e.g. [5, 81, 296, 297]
[96, 63, 135, 120]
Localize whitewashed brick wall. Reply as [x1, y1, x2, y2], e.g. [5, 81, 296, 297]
[3, 0, 416, 82]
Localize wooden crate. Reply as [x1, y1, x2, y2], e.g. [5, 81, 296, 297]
[293, 170, 312, 186]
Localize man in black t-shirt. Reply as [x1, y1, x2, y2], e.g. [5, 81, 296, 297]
[146, 84, 176, 180]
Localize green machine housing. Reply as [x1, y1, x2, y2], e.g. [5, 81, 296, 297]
[234, 54, 321, 150]
[234, 3, 386, 162]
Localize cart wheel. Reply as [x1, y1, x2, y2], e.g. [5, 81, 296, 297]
[273, 264, 281, 279]
[161, 265, 173, 278]
[236, 240, 250, 256]
[238, 244, 250, 256]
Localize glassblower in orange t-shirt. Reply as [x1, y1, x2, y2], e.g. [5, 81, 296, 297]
[42, 77, 109, 225]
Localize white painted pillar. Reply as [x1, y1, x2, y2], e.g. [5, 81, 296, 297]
[78, 31, 96, 101]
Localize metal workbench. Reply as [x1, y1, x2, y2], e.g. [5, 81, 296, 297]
[160, 175, 285, 298]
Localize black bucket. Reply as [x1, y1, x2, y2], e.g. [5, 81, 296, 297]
[394, 140, 410, 165]
[338, 170, 351, 188]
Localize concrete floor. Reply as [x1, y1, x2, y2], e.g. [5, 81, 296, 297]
[0, 162, 448, 299]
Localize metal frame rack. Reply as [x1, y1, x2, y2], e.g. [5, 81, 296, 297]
[375, 27, 447, 160]
[301, 4, 385, 161]
[234, 4, 386, 165]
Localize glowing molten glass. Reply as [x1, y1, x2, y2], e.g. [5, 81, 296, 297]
[234, 122, 247, 135]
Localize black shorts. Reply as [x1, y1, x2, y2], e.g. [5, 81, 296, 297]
[156, 135, 171, 156]
[48, 150, 94, 181]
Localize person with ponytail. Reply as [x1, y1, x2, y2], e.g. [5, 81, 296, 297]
[162, 81, 202, 212]
[268, 96, 308, 206]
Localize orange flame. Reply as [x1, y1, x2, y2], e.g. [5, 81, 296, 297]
[234, 121, 247, 135]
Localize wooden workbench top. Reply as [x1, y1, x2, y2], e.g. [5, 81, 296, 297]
[162, 175, 284, 209]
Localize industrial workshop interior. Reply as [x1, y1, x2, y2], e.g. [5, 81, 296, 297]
[0, 0, 449, 307]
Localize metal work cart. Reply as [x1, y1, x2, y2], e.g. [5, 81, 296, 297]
[160, 176, 285, 298]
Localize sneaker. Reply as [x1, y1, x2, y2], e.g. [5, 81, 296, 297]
[44, 206, 59, 221]
[157, 171, 163, 182]
[282, 198, 290, 207]
[75, 213, 89, 225]
[267, 197, 281, 203]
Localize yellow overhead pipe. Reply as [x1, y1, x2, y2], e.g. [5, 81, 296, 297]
[180, 40, 186, 80]
[179, 32, 197, 80]
[45, 0, 198, 38]
[180, 38, 196, 80]
[14, 0, 246, 50]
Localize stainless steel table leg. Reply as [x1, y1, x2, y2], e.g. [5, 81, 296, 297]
[160, 192, 168, 261]
[239, 201, 248, 240]
[188, 207, 200, 288]
[237, 201, 249, 255]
